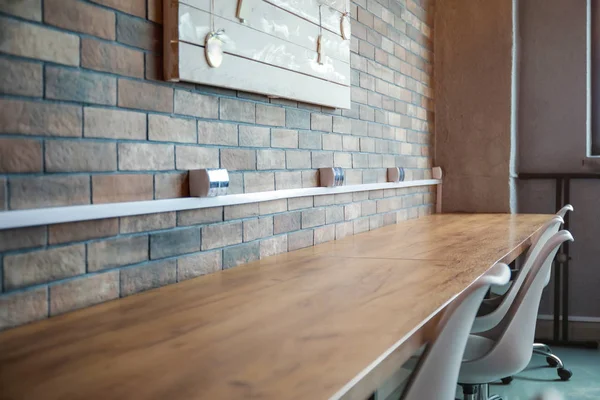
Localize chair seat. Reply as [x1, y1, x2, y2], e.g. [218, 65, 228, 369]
[463, 335, 496, 361]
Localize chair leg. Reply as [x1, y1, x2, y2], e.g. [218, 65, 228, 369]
[533, 343, 552, 353]
[477, 384, 503, 400]
[533, 348, 564, 369]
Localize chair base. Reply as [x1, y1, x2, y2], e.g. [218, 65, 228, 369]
[461, 383, 503, 400]
[533, 343, 573, 381]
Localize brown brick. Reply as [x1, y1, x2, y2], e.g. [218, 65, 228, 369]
[223, 242, 259, 269]
[121, 260, 176, 296]
[243, 217, 273, 242]
[4, 244, 85, 290]
[260, 235, 287, 258]
[84, 107, 145, 140]
[220, 98, 255, 123]
[174, 90, 218, 119]
[288, 230, 313, 251]
[221, 148, 256, 171]
[175, 146, 219, 170]
[118, 143, 174, 171]
[224, 203, 259, 220]
[0, 0, 41, 21]
[81, 38, 144, 78]
[92, 174, 153, 204]
[120, 212, 176, 234]
[314, 224, 335, 244]
[201, 222, 242, 250]
[48, 218, 118, 245]
[116, 13, 159, 51]
[10, 175, 90, 210]
[45, 140, 116, 172]
[244, 172, 274, 193]
[177, 207, 223, 226]
[177, 250, 221, 281]
[149, 115, 195, 143]
[118, 79, 173, 112]
[88, 235, 148, 271]
[150, 227, 201, 259]
[147, 0, 162, 23]
[0, 17, 79, 65]
[155, 173, 189, 199]
[0, 287, 47, 331]
[91, 0, 145, 17]
[0, 99, 81, 137]
[49, 271, 118, 316]
[0, 58, 42, 97]
[0, 138, 42, 173]
[198, 121, 238, 146]
[144, 52, 162, 81]
[44, 0, 115, 40]
[1, 228, 45, 258]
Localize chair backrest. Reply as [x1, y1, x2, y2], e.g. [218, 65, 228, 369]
[401, 263, 511, 400]
[462, 231, 574, 382]
[471, 216, 563, 333]
[556, 204, 574, 219]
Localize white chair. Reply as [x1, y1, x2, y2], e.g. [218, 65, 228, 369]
[397, 263, 511, 400]
[458, 230, 574, 400]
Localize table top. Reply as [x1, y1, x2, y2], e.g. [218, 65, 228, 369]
[0, 213, 553, 400]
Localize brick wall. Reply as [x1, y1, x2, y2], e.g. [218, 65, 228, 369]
[0, 0, 435, 329]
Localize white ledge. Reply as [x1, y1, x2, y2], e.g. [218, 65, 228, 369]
[0, 179, 441, 230]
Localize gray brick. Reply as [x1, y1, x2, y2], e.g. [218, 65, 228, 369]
[177, 250, 222, 281]
[46, 66, 115, 105]
[202, 221, 242, 250]
[343, 136, 360, 151]
[0, 58, 42, 97]
[301, 208, 325, 228]
[323, 134, 343, 151]
[239, 126, 270, 147]
[314, 195, 335, 206]
[370, 214, 385, 230]
[198, 121, 237, 146]
[302, 170, 318, 187]
[120, 212, 176, 233]
[221, 148, 256, 170]
[311, 151, 333, 168]
[353, 153, 369, 168]
[120, 260, 177, 296]
[273, 211, 301, 234]
[257, 149, 285, 170]
[223, 242, 259, 269]
[354, 217, 370, 234]
[335, 192, 354, 204]
[310, 113, 332, 132]
[344, 203, 362, 220]
[243, 217, 273, 242]
[244, 172, 274, 193]
[224, 203, 259, 220]
[360, 137, 376, 152]
[299, 131, 322, 149]
[4, 244, 85, 290]
[326, 206, 344, 224]
[177, 207, 223, 226]
[314, 225, 335, 244]
[288, 196, 313, 210]
[260, 235, 287, 258]
[221, 98, 255, 123]
[119, 142, 174, 171]
[150, 227, 201, 259]
[174, 90, 218, 118]
[10, 175, 90, 210]
[88, 235, 148, 272]
[288, 230, 313, 251]
[0, 226, 46, 252]
[271, 129, 298, 148]
[256, 104, 285, 126]
[116, 13, 160, 51]
[0, 0, 41, 21]
[333, 116, 352, 134]
[175, 145, 219, 170]
[286, 108, 310, 129]
[334, 152, 352, 168]
[362, 200, 377, 216]
[286, 150, 311, 169]
[335, 221, 354, 239]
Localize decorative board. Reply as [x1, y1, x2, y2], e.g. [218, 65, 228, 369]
[164, 0, 352, 109]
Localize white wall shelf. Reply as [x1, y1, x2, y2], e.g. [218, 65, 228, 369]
[0, 179, 441, 230]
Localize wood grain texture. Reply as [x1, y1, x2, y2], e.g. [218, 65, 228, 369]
[0, 214, 553, 400]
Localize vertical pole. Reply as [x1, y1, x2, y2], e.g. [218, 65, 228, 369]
[562, 178, 571, 341]
[553, 178, 562, 341]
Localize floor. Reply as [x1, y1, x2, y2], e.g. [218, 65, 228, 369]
[467, 347, 600, 400]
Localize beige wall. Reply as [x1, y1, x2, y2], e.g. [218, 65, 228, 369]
[435, 0, 516, 212]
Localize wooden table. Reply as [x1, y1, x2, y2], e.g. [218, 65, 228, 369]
[0, 214, 552, 400]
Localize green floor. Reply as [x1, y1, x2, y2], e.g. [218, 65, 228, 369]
[474, 347, 600, 400]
